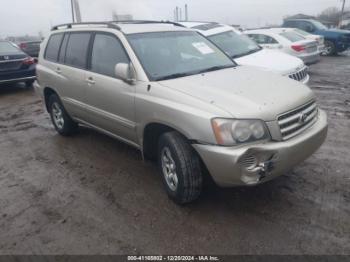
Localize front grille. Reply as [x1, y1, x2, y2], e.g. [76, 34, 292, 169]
[0, 61, 23, 71]
[278, 101, 318, 140]
[288, 67, 308, 82]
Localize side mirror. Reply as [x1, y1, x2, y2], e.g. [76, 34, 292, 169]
[115, 63, 136, 84]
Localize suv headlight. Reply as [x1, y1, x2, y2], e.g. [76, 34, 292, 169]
[211, 119, 270, 146]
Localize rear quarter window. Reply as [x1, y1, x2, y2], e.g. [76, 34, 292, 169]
[45, 34, 64, 62]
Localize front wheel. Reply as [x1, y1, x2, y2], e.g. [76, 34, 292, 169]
[48, 94, 78, 136]
[158, 131, 203, 204]
[323, 40, 337, 56]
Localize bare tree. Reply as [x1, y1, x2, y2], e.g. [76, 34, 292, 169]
[318, 7, 341, 24]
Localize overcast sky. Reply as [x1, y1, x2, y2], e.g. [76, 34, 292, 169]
[0, 0, 347, 38]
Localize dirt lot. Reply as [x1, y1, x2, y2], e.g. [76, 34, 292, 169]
[0, 54, 349, 255]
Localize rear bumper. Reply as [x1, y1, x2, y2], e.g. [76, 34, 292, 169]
[193, 110, 328, 187]
[0, 66, 36, 84]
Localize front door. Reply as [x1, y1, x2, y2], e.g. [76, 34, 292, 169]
[83, 33, 137, 144]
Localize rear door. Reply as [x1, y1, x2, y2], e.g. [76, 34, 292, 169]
[56, 32, 92, 119]
[83, 32, 137, 143]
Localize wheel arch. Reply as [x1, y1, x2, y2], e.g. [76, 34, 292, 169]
[43, 87, 58, 112]
[142, 122, 194, 160]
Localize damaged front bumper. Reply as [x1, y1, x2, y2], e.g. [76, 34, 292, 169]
[193, 110, 328, 187]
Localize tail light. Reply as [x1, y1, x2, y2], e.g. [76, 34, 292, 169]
[291, 45, 306, 52]
[19, 43, 27, 49]
[23, 57, 36, 65]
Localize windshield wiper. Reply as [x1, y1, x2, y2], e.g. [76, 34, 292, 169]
[197, 65, 234, 74]
[156, 72, 192, 81]
[231, 48, 261, 59]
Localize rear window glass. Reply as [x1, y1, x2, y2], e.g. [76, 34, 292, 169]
[0, 41, 21, 54]
[65, 33, 91, 68]
[45, 34, 64, 61]
[280, 32, 305, 42]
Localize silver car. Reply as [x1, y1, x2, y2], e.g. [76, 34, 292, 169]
[35, 21, 328, 204]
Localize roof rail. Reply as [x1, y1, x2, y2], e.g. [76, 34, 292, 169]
[110, 20, 186, 27]
[51, 22, 121, 31]
[51, 20, 185, 31]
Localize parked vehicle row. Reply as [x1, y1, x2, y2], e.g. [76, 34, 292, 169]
[0, 40, 36, 86]
[282, 19, 350, 55]
[180, 22, 310, 84]
[245, 28, 320, 65]
[34, 21, 328, 204]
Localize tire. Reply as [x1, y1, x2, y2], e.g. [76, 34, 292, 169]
[25, 80, 34, 87]
[157, 131, 203, 204]
[324, 40, 337, 56]
[48, 93, 78, 136]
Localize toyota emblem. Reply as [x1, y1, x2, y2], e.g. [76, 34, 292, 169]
[299, 113, 308, 124]
[4, 56, 10, 60]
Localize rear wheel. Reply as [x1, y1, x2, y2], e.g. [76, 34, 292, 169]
[48, 94, 78, 136]
[157, 131, 203, 204]
[323, 40, 336, 56]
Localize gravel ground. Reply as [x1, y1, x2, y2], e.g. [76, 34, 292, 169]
[0, 54, 349, 255]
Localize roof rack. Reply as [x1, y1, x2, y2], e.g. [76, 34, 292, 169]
[51, 22, 121, 31]
[51, 20, 185, 31]
[110, 20, 186, 27]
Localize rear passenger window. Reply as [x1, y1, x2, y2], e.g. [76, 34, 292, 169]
[65, 33, 91, 69]
[91, 34, 130, 78]
[45, 34, 64, 62]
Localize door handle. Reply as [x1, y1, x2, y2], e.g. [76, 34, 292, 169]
[56, 67, 62, 74]
[86, 77, 95, 85]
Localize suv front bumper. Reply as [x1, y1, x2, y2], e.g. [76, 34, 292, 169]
[193, 110, 328, 187]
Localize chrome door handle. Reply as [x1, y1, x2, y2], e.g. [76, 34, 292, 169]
[56, 68, 62, 74]
[86, 77, 95, 85]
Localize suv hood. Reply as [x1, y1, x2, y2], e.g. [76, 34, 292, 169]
[158, 66, 315, 121]
[235, 49, 305, 75]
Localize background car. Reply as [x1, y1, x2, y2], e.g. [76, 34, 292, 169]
[283, 19, 350, 55]
[245, 28, 320, 65]
[180, 21, 310, 84]
[0, 40, 36, 87]
[291, 28, 325, 54]
[7, 36, 42, 58]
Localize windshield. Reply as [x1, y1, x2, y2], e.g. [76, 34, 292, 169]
[280, 31, 305, 42]
[0, 41, 21, 54]
[208, 30, 261, 58]
[128, 31, 235, 81]
[311, 20, 328, 30]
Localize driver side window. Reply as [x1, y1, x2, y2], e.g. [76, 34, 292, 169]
[90, 33, 130, 78]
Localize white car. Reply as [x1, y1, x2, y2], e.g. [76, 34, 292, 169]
[290, 28, 325, 54]
[179, 22, 309, 84]
[245, 28, 320, 65]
